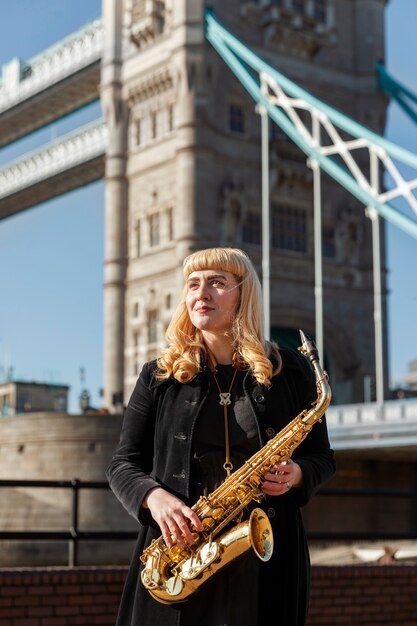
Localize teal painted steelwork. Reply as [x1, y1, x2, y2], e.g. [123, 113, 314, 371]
[377, 62, 417, 127]
[205, 12, 417, 240]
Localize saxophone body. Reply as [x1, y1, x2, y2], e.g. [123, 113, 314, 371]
[140, 330, 331, 604]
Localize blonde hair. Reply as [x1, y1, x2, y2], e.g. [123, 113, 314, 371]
[156, 247, 282, 385]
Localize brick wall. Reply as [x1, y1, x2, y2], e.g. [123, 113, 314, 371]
[1, 565, 417, 625]
[0, 567, 126, 626]
[309, 565, 417, 626]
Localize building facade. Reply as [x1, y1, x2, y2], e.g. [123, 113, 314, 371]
[0, 381, 69, 416]
[101, 0, 389, 410]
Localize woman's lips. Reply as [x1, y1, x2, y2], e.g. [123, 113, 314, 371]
[196, 306, 214, 313]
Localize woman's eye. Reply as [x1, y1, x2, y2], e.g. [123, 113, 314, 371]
[211, 280, 224, 287]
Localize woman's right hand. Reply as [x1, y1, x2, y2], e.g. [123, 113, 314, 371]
[143, 487, 204, 549]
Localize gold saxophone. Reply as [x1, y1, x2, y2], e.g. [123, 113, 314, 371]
[140, 330, 331, 604]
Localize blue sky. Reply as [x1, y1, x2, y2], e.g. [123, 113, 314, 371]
[0, 0, 416, 413]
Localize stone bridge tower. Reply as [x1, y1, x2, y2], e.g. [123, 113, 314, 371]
[101, 0, 389, 409]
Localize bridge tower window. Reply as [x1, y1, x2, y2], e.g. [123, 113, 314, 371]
[272, 204, 307, 253]
[148, 310, 158, 344]
[151, 111, 158, 140]
[167, 207, 174, 241]
[242, 211, 261, 245]
[149, 212, 160, 247]
[229, 104, 245, 134]
[135, 119, 142, 146]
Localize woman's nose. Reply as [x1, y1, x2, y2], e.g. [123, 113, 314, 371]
[196, 283, 210, 299]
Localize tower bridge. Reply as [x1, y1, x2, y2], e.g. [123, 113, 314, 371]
[0, 0, 416, 460]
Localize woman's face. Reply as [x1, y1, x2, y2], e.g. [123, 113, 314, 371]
[185, 269, 240, 336]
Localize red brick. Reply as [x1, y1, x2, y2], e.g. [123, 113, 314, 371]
[40, 618, 67, 626]
[27, 607, 54, 618]
[0, 608, 26, 619]
[40, 596, 62, 608]
[57, 585, 81, 596]
[80, 605, 103, 616]
[79, 585, 102, 594]
[93, 616, 116, 625]
[27, 587, 54, 597]
[97, 594, 120, 606]
[54, 606, 79, 617]
[0, 588, 26, 598]
[68, 595, 94, 606]
[70, 618, 90, 626]
[0, 600, 12, 609]
[14, 597, 40, 608]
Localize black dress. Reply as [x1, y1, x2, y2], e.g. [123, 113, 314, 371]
[180, 364, 261, 626]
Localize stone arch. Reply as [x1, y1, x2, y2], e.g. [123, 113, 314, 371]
[271, 308, 361, 404]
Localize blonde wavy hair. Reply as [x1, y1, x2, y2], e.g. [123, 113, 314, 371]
[156, 247, 282, 386]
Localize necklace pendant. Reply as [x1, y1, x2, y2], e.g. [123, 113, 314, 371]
[219, 392, 231, 406]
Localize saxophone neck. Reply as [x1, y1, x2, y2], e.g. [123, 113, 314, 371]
[298, 329, 332, 425]
[298, 329, 319, 364]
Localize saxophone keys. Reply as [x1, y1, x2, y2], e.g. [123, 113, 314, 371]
[141, 566, 160, 590]
[180, 541, 220, 580]
[202, 516, 216, 531]
[165, 574, 184, 597]
[201, 539, 220, 563]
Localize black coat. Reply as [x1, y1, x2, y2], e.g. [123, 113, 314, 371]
[107, 348, 336, 626]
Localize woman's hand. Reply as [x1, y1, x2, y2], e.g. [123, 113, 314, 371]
[143, 487, 204, 549]
[262, 459, 303, 496]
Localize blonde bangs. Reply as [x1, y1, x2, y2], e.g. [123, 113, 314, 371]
[183, 248, 249, 280]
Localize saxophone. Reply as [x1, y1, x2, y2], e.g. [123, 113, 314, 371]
[140, 330, 331, 604]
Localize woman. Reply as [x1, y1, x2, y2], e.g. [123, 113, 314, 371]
[107, 247, 335, 626]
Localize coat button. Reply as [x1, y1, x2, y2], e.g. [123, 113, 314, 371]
[267, 507, 275, 518]
[174, 432, 188, 441]
[265, 427, 275, 439]
[255, 394, 265, 403]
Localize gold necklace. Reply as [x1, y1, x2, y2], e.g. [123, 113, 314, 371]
[212, 367, 238, 477]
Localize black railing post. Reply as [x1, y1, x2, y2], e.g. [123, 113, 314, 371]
[68, 478, 80, 566]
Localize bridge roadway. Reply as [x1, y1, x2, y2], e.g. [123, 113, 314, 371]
[0, 18, 102, 149]
[0, 119, 107, 219]
[327, 398, 417, 458]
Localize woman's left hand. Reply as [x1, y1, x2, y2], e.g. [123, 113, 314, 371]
[262, 459, 303, 496]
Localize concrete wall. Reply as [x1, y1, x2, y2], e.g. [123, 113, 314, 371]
[0, 412, 136, 566]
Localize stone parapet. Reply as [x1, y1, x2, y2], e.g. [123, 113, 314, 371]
[0, 412, 137, 566]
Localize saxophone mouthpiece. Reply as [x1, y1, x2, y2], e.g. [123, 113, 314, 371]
[298, 329, 319, 362]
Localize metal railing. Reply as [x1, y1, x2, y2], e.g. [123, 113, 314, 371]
[1, 479, 416, 566]
[0, 478, 137, 566]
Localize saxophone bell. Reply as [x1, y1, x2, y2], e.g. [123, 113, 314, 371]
[143, 507, 273, 605]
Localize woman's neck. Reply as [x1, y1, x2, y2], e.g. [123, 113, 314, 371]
[203, 333, 234, 365]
